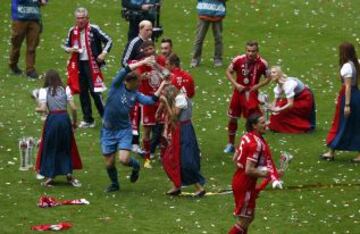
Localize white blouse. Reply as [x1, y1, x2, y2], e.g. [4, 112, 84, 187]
[38, 86, 73, 103]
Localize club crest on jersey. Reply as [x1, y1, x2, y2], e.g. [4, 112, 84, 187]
[149, 71, 161, 88]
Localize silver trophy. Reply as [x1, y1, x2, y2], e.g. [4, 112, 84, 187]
[26, 137, 35, 169]
[258, 92, 271, 124]
[19, 138, 28, 171]
[279, 151, 293, 171]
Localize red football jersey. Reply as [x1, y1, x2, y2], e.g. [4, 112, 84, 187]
[230, 55, 269, 87]
[137, 55, 166, 95]
[170, 67, 195, 98]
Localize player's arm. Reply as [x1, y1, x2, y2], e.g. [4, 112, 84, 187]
[136, 79, 168, 105]
[112, 57, 155, 87]
[245, 159, 269, 178]
[225, 64, 245, 92]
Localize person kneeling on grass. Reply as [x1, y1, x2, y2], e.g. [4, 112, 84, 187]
[268, 66, 316, 133]
[35, 69, 82, 187]
[159, 85, 206, 197]
[101, 56, 168, 193]
[229, 114, 283, 234]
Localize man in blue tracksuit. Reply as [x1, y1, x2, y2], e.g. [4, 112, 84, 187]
[101, 56, 168, 192]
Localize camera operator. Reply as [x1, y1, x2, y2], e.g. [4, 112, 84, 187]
[122, 0, 161, 41]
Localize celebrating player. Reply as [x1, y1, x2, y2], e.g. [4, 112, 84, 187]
[136, 40, 167, 168]
[322, 42, 360, 162]
[229, 114, 283, 234]
[101, 57, 168, 193]
[268, 66, 316, 133]
[224, 41, 271, 154]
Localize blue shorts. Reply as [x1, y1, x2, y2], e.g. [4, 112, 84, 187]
[100, 127, 132, 155]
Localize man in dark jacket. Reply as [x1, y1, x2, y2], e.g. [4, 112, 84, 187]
[9, 0, 48, 79]
[64, 7, 112, 128]
[122, 0, 159, 41]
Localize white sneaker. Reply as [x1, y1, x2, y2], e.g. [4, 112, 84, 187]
[78, 121, 95, 128]
[132, 144, 144, 155]
[69, 178, 82, 188]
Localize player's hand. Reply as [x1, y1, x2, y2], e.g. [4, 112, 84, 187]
[141, 4, 153, 11]
[272, 180, 284, 189]
[40, 0, 48, 5]
[96, 52, 107, 63]
[344, 106, 351, 118]
[67, 47, 79, 53]
[235, 83, 245, 92]
[143, 56, 156, 66]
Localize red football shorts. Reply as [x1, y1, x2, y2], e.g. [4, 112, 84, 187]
[232, 175, 257, 218]
[141, 103, 164, 126]
[228, 90, 261, 119]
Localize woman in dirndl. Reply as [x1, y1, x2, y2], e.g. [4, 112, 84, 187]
[35, 69, 83, 186]
[268, 66, 316, 133]
[321, 42, 360, 162]
[159, 85, 206, 197]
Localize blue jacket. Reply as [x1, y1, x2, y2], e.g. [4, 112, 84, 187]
[102, 66, 158, 130]
[197, 0, 226, 21]
[11, 0, 42, 21]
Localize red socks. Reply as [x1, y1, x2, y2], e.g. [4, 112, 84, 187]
[228, 224, 246, 234]
[143, 139, 151, 160]
[228, 121, 238, 145]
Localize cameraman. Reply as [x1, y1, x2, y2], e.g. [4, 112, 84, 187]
[122, 0, 160, 41]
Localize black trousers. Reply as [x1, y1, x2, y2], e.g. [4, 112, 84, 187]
[79, 61, 104, 123]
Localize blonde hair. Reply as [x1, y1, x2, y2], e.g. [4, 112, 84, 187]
[139, 20, 152, 30]
[271, 65, 287, 78]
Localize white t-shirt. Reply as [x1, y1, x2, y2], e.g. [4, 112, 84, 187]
[38, 86, 73, 103]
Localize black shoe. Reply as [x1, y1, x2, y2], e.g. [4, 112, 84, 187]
[166, 189, 181, 196]
[193, 190, 206, 198]
[104, 184, 119, 193]
[9, 65, 23, 75]
[26, 70, 39, 79]
[351, 158, 360, 163]
[130, 169, 140, 183]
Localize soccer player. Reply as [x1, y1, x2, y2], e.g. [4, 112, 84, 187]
[135, 40, 167, 168]
[229, 114, 283, 234]
[101, 56, 168, 192]
[268, 66, 316, 133]
[224, 41, 271, 154]
[160, 37, 173, 58]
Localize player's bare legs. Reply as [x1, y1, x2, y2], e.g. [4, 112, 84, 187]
[229, 216, 253, 234]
